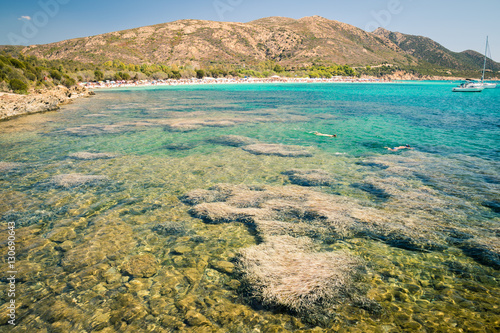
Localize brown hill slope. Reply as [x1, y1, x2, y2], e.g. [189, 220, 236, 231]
[22, 16, 413, 67]
[373, 27, 500, 71]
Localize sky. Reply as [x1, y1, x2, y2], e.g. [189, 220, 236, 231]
[1, 0, 499, 62]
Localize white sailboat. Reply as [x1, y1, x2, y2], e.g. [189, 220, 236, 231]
[479, 36, 497, 89]
[453, 36, 496, 92]
[452, 80, 484, 92]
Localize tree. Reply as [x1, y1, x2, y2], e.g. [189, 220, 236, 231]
[9, 79, 28, 93]
[9, 58, 25, 69]
[94, 70, 104, 81]
[49, 69, 62, 81]
[169, 71, 181, 79]
[196, 69, 205, 79]
[62, 75, 76, 88]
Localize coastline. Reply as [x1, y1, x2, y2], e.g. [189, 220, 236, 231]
[79, 74, 488, 90]
[0, 75, 493, 120]
[0, 86, 94, 121]
[79, 76, 392, 90]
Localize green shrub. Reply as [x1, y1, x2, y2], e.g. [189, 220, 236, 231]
[9, 79, 28, 93]
[25, 72, 37, 81]
[62, 75, 76, 87]
[196, 69, 205, 79]
[50, 69, 62, 81]
[9, 58, 26, 69]
[94, 70, 104, 81]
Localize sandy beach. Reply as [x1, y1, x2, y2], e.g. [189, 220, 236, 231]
[80, 76, 390, 89]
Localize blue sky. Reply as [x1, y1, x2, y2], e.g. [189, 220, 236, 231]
[1, 0, 499, 61]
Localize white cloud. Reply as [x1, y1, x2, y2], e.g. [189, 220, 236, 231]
[18, 16, 32, 21]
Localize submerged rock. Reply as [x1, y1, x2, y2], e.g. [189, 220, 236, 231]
[211, 260, 235, 274]
[152, 221, 189, 236]
[162, 142, 197, 151]
[46, 227, 77, 243]
[181, 184, 379, 323]
[61, 219, 135, 272]
[183, 184, 363, 237]
[283, 169, 335, 186]
[47, 173, 109, 188]
[207, 135, 258, 147]
[188, 202, 258, 224]
[0, 162, 22, 172]
[68, 152, 118, 160]
[62, 121, 152, 136]
[242, 144, 313, 157]
[162, 119, 242, 132]
[237, 236, 366, 318]
[482, 200, 500, 214]
[122, 254, 158, 278]
[460, 237, 500, 270]
[1, 209, 56, 227]
[351, 182, 391, 201]
[185, 310, 211, 327]
[163, 123, 203, 132]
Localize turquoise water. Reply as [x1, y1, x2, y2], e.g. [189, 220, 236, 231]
[0, 82, 499, 332]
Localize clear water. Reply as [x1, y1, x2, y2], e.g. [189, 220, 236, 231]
[0, 82, 499, 332]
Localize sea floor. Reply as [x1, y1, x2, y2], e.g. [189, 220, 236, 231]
[0, 83, 499, 332]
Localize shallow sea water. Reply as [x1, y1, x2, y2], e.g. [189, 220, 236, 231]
[0, 82, 499, 332]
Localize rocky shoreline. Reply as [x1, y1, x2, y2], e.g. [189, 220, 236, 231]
[0, 86, 95, 121]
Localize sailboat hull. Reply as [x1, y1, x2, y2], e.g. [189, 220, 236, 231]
[482, 83, 497, 89]
[452, 87, 484, 92]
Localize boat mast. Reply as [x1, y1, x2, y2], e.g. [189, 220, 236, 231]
[481, 36, 488, 82]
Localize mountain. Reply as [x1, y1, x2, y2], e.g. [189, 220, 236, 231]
[16, 16, 500, 75]
[22, 16, 413, 68]
[373, 27, 500, 72]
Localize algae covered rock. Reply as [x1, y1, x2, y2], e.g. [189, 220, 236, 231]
[152, 221, 189, 236]
[242, 144, 313, 157]
[237, 236, 366, 317]
[122, 254, 158, 278]
[0, 162, 22, 172]
[188, 202, 259, 224]
[185, 310, 211, 327]
[68, 152, 118, 160]
[46, 227, 77, 243]
[47, 173, 109, 188]
[61, 219, 135, 272]
[211, 260, 235, 274]
[207, 135, 258, 147]
[179, 189, 223, 205]
[162, 142, 197, 151]
[460, 237, 500, 269]
[283, 169, 335, 186]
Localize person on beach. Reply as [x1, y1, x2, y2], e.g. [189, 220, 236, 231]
[311, 131, 337, 138]
[385, 144, 413, 151]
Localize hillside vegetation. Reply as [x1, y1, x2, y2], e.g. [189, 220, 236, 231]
[0, 51, 90, 93]
[0, 48, 360, 93]
[23, 16, 413, 69]
[2, 16, 498, 93]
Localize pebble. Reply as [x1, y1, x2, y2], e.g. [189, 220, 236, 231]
[172, 245, 192, 255]
[47, 227, 77, 243]
[211, 260, 235, 274]
[122, 254, 158, 278]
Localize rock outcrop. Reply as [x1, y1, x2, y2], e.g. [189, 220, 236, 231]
[0, 85, 94, 120]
